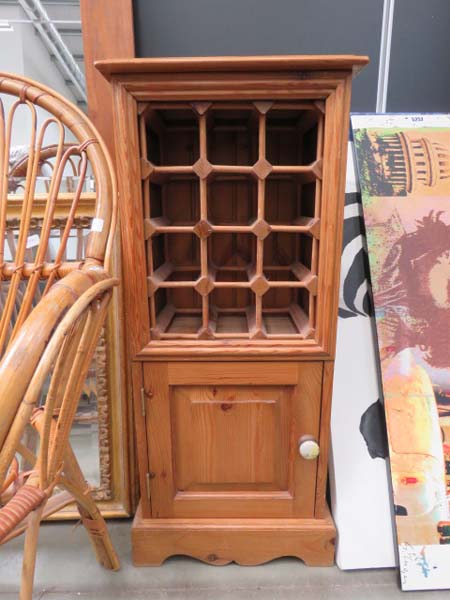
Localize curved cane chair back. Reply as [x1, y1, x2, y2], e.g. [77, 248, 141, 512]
[0, 72, 117, 450]
[0, 73, 117, 355]
[0, 73, 119, 599]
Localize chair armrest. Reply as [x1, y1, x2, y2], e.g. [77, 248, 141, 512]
[0, 268, 110, 449]
[0, 272, 118, 491]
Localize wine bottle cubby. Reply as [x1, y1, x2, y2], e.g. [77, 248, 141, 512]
[140, 101, 323, 340]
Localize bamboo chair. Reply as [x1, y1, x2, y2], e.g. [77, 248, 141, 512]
[0, 73, 120, 599]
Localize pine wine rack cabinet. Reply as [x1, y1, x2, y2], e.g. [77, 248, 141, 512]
[97, 55, 368, 566]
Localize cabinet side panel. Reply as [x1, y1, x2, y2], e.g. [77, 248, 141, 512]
[112, 84, 150, 356]
[315, 360, 335, 518]
[316, 75, 353, 355]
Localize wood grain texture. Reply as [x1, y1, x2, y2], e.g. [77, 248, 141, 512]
[137, 341, 324, 360]
[80, 0, 136, 515]
[131, 362, 151, 518]
[172, 386, 290, 489]
[96, 55, 369, 76]
[143, 362, 174, 518]
[142, 361, 321, 519]
[80, 0, 134, 157]
[293, 362, 322, 517]
[315, 360, 335, 518]
[315, 75, 353, 357]
[132, 501, 336, 567]
[167, 361, 298, 384]
[112, 84, 150, 358]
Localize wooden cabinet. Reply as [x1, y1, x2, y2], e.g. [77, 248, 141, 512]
[99, 55, 368, 566]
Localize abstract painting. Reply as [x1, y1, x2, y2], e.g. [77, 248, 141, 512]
[352, 114, 450, 590]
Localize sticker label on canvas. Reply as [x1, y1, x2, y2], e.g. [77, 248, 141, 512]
[351, 113, 450, 130]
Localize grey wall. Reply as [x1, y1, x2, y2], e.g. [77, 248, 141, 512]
[133, 0, 383, 112]
[387, 0, 450, 112]
[0, 4, 77, 104]
[133, 0, 450, 113]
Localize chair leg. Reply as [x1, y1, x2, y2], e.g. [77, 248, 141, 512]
[61, 445, 120, 571]
[20, 504, 45, 600]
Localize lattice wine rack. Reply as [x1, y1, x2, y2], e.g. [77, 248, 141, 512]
[139, 101, 324, 340]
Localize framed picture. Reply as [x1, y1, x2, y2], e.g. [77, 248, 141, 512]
[352, 114, 450, 591]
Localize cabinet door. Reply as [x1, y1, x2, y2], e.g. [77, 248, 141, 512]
[143, 361, 322, 518]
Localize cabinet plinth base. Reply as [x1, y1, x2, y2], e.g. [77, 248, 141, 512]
[132, 502, 336, 567]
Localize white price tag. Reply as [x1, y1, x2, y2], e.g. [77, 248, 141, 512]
[26, 234, 40, 249]
[90, 217, 104, 233]
[351, 113, 450, 130]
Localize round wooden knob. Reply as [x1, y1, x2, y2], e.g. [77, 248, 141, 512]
[298, 436, 320, 460]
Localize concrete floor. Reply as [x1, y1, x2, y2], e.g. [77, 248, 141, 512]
[0, 520, 449, 599]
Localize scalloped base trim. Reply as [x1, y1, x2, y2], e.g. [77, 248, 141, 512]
[132, 502, 336, 567]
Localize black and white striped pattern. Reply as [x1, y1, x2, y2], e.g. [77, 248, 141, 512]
[339, 142, 373, 319]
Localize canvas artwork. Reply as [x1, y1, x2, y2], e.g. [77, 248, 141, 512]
[352, 114, 450, 591]
[329, 141, 396, 570]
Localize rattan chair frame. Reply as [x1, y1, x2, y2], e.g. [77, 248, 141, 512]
[0, 72, 119, 600]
